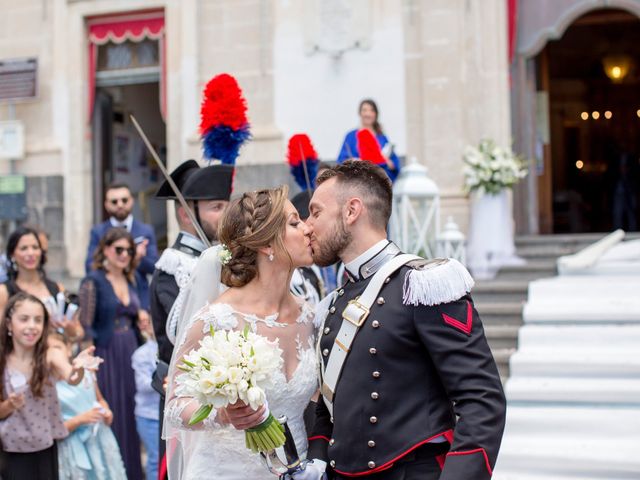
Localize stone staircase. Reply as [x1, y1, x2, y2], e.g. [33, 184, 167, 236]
[473, 233, 630, 381]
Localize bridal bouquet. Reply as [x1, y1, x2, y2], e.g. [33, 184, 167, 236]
[462, 139, 528, 195]
[176, 326, 286, 453]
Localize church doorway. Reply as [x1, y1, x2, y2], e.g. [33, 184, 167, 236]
[536, 9, 640, 233]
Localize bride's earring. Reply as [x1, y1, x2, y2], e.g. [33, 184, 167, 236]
[268, 252, 274, 262]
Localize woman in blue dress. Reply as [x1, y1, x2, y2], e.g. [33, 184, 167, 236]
[79, 228, 144, 480]
[337, 98, 401, 181]
[49, 331, 126, 480]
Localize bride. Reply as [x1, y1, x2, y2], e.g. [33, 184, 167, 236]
[164, 186, 327, 480]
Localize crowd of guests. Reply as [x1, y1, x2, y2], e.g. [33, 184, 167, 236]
[0, 97, 398, 480]
[0, 183, 159, 480]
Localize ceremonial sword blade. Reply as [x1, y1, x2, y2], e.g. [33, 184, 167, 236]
[129, 115, 211, 249]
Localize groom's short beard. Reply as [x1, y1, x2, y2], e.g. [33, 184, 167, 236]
[312, 215, 352, 267]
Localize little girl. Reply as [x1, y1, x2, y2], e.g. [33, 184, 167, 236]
[0, 292, 99, 480]
[49, 330, 127, 480]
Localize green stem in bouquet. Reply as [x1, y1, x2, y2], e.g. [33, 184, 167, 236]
[245, 413, 286, 453]
[189, 404, 214, 425]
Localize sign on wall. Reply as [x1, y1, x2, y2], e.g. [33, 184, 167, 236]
[0, 121, 25, 160]
[0, 175, 27, 220]
[0, 58, 38, 102]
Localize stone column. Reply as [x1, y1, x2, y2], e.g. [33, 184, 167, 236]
[195, 0, 283, 179]
[403, 0, 512, 232]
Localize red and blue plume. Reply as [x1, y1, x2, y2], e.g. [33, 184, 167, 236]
[356, 129, 386, 165]
[286, 134, 319, 191]
[199, 73, 251, 164]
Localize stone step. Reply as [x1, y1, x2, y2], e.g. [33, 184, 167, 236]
[515, 246, 582, 262]
[475, 302, 524, 326]
[485, 324, 521, 350]
[492, 347, 515, 380]
[472, 280, 530, 303]
[510, 349, 640, 378]
[505, 376, 640, 404]
[494, 405, 640, 479]
[515, 233, 614, 247]
[494, 261, 557, 281]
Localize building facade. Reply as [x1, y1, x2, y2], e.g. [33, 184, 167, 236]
[4, 0, 636, 279]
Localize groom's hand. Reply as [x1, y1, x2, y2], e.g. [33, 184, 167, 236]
[224, 401, 267, 430]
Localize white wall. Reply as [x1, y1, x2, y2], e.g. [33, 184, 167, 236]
[273, 0, 406, 161]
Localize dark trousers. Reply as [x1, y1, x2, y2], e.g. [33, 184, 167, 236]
[1, 443, 59, 480]
[333, 443, 448, 480]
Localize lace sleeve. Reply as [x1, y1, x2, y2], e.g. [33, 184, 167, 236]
[163, 304, 239, 434]
[78, 279, 97, 341]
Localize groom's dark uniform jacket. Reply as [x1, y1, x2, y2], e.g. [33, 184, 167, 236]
[308, 242, 506, 479]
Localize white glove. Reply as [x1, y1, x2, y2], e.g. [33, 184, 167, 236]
[285, 460, 327, 480]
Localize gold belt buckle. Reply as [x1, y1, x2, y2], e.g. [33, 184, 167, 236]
[342, 300, 370, 327]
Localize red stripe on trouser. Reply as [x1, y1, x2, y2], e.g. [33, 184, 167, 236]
[158, 452, 167, 480]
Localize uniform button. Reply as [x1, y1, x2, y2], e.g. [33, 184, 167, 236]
[368, 461, 376, 469]
[368, 440, 376, 448]
[384, 277, 391, 284]
[329, 438, 335, 446]
[338, 289, 345, 296]
[372, 371, 380, 378]
[329, 306, 336, 314]
[371, 392, 379, 400]
[369, 347, 377, 355]
[376, 297, 385, 305]
[330, 460, 336, 468]
[323, 348, 329, 357]
[372, 320, 380, 328]
[369, 416, 377, 424]
[323, 327, 330, 335]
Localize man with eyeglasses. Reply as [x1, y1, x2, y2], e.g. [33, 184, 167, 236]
[84, 182, 159, 309]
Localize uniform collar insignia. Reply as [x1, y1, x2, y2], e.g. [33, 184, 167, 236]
[348, 241, 401, 282]
[175, 232, 209, 257]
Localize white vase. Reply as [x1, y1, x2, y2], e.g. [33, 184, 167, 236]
[467, 189, 524, 280]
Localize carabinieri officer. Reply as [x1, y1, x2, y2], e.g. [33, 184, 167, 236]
[305, 160, 506, 480]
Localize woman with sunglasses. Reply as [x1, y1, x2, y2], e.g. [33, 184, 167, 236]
[78, 227, 145, 480]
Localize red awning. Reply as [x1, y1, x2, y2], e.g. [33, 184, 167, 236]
[87, 10, 166, 121]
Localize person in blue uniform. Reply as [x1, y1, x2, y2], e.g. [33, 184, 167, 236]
[337, 99, 401, 182]
[304, 160, 506, 480]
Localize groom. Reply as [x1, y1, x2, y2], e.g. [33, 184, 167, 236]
[304, 160, 506, 480]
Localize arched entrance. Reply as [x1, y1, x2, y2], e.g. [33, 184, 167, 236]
[512, 1, 640, 234]
[542, 9, 640, 233]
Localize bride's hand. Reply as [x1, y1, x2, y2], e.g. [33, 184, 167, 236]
[224, 401, 267, 430]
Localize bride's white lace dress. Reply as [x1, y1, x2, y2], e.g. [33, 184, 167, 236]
[164, 300, 319, 480]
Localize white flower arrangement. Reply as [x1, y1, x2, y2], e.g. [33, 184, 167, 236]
[462, 139, 528, 196]
[218, 244, 232, 265]
[176, 325, 286, 453]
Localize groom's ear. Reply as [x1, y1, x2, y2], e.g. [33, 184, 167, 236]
[343, 197, 364, 226]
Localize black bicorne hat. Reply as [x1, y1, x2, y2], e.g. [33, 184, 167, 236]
[181, 164, 234, 201]
[155, 160, 200, 200]
[291, 190, 313, 221]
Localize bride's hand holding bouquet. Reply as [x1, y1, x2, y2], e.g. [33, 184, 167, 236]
[175, 325, 287, 453]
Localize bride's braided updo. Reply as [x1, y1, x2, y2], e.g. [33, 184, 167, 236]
[219, 185, 290, 287]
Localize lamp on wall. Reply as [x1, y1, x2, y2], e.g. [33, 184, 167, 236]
[602, 54, 632, 83]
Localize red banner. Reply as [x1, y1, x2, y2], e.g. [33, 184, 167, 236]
[508, 0, 518, 65]
[87, 11, 165, 122]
